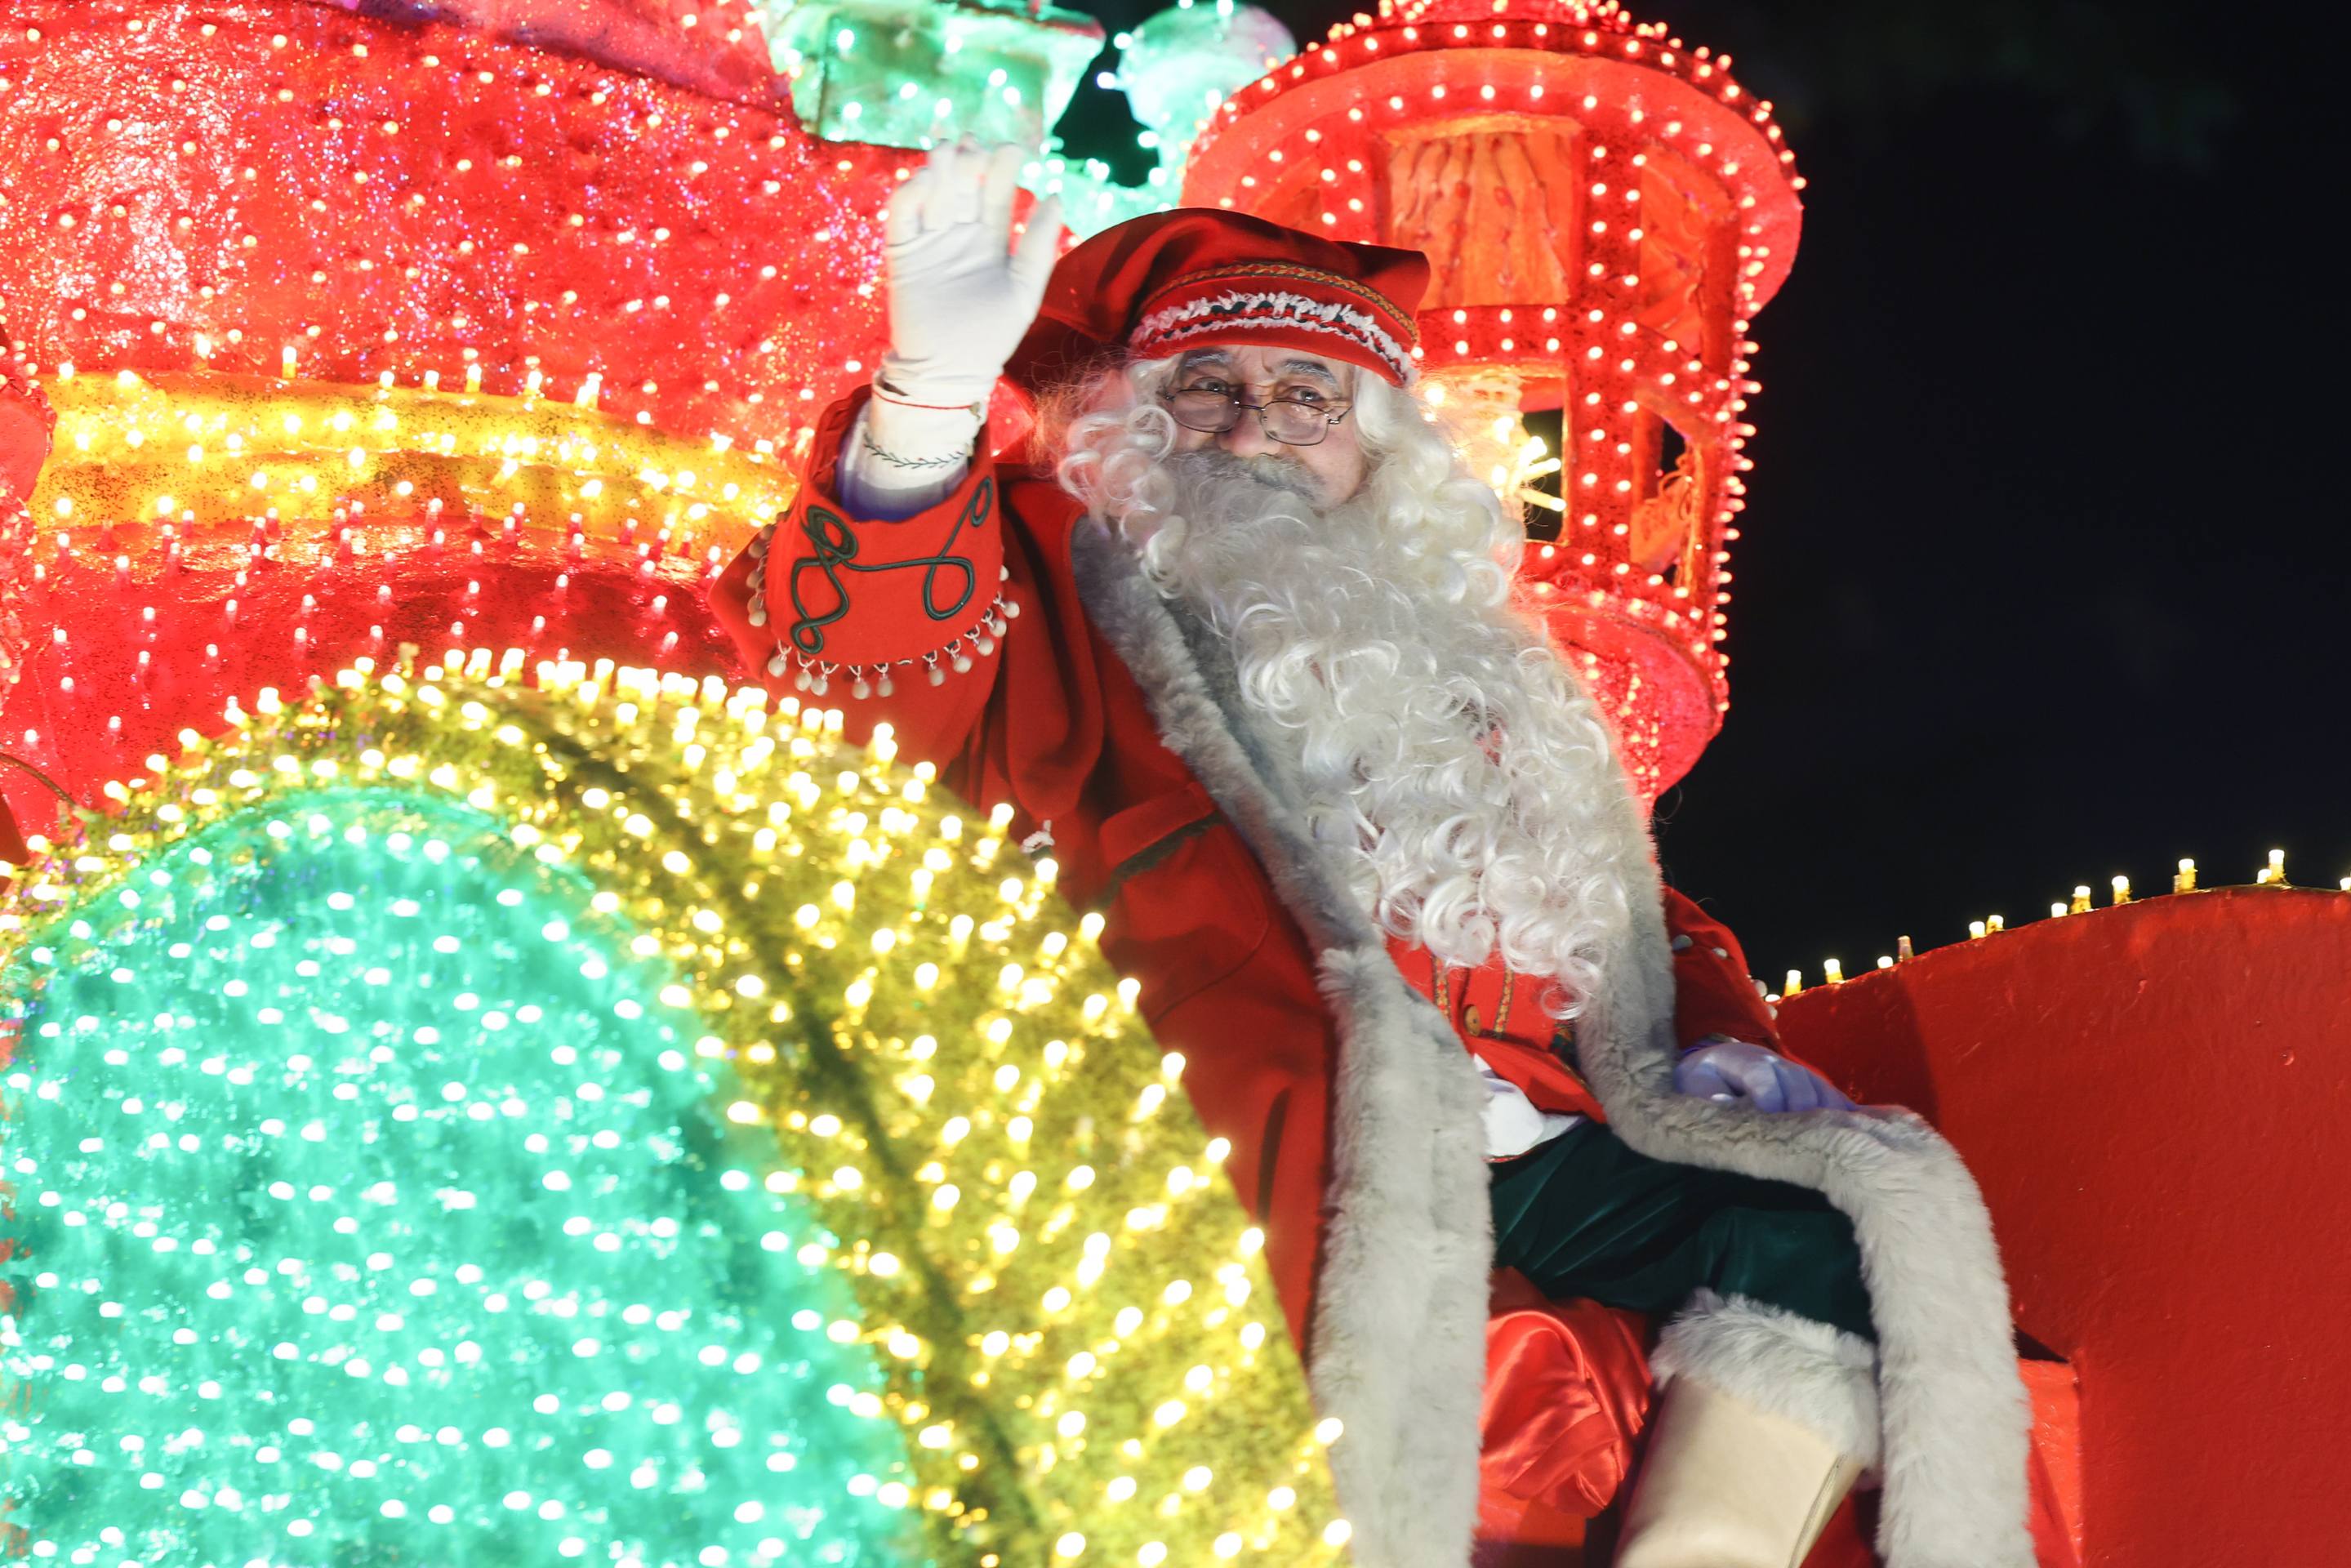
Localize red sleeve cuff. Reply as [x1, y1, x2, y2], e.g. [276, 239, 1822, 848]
[748, 390, 1009, 686]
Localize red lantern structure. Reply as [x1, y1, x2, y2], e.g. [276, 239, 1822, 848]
[1182, 0, 1803, 800]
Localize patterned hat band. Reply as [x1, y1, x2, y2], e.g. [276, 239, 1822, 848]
[1128, 278, 1419, 385]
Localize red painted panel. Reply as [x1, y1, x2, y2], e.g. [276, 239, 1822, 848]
[1778, 889, 2351, 1567]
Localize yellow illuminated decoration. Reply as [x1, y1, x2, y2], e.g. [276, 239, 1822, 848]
[28, 369, 795, 578]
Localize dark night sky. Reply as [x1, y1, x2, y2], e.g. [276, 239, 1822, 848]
[1054, 0, 2349, 980]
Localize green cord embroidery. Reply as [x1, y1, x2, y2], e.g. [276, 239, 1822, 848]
[787, 475, 992, 657]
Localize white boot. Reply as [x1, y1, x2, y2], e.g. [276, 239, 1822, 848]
[1612, 1376, 1867, 1568]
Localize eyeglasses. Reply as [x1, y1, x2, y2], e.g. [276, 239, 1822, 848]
[1159, 385, 1355, 448]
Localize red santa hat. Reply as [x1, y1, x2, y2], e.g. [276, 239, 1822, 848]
[1009, 208, 1429, 393]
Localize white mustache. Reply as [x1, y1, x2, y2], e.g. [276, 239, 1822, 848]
[1165, 446, 1325, 503]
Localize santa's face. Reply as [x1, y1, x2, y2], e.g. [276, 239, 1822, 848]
[1053, 345, 1632, 1013]
[1162, 345, 1369, 507]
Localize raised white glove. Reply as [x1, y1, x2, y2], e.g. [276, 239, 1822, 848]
[879, 139, 1063, 408]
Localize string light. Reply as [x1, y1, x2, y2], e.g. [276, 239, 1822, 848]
[1762, 854, 2341, 986]
[32, 369, 791, 555]
[7, 367, 795, 804]
[0, 797, 915, 1563]
[0, 657, 1350, 1564]
[1108, 3, 1297, 189]
[0, 0, 925, 799]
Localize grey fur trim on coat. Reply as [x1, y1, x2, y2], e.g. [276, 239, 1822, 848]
[1071, 528, 1494, 1566]
[1653, 1290, 1882, 1471]
[1067, 526, 2033, 1568]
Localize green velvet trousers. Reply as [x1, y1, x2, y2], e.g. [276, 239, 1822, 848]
[1489, 1120, 1876, 1341]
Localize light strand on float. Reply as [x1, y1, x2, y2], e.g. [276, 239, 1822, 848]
[30, 370, 794, 580]
[1762, 850, 2341, 1000]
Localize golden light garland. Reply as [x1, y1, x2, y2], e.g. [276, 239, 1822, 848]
[25, 370, 795, 576]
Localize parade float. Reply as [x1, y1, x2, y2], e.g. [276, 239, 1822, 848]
[0, 2, 2340, 1563]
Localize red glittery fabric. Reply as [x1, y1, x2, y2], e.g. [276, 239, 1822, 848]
[0, 1, 911, 452]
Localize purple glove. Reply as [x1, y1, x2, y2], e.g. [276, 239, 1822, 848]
[1674, 1037, 1855, 1113]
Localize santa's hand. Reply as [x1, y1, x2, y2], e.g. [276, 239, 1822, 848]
[1673, 1037, 1855, 1114]
[879, 138, 1063, 408]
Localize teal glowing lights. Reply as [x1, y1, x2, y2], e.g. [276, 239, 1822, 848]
[0, 791, 918, 1566]
[762, 0, 1105, 150]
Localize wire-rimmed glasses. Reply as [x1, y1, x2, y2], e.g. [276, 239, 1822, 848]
[1158, 385, 1355, 447]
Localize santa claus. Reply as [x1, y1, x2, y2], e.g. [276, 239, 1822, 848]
[712, 143, 2032, 1568]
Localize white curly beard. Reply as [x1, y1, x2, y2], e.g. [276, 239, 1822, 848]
[1112, 439, 1638, 1019]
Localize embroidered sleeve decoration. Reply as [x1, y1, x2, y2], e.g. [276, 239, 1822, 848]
[788, 478, 988, 654]
[745, 474, 1013, 699]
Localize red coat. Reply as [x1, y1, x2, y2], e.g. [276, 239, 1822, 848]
[710, 389, 1785, 1348]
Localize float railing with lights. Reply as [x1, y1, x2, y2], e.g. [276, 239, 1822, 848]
[1770, 850, 2351, 1002]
